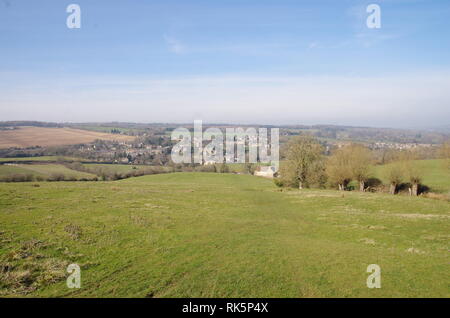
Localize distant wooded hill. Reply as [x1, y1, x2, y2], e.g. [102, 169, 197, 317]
[0, 121, 448, 144]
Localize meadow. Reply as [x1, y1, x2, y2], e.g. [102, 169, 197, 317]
[0, 164, 96, 179]
[82, 164, 148, 174]
[0, 173, 448, 297]
[0, 156, 85, 163]
[372, 159, 450, 194]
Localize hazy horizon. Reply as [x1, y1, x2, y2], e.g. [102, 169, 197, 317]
[3, 118, 450, 133]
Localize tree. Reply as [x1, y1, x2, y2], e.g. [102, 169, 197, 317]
[326, 146, 353, 191]
[402, 152, 423, 196]
[385, 162, 403, 194]
[244, 163, 256, 175]
[217, 163, 229, 173]
[282, 135, 324, 189]
[348, 145, 372, 192]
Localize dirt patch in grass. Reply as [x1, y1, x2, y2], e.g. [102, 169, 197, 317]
[64, 224, 82, 240]
[0, 238, 71, 295]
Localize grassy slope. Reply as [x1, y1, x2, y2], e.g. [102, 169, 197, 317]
[372, 159, 450, 193]
[0, 156, 84, 162]
[83, 164, 144, 174]
[0, 164, 96, 179]
[0, 165, 34, 176]
[83, 163, 250, 174]
[0, 173, 449, 297]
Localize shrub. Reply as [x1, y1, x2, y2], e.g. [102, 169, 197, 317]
[47, 173, 65, 182]
[217, 163, 229, 173]
[196, 165, 216, 173]
[273, 178, 284, 187]
[0, 174, 34, 182]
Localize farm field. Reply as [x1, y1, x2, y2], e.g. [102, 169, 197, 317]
[0, 165, 33, 176]
[0, 156, 86, 163]
[82, 164, 173, 176]
[82, 164, 147, 174]
[0, 127, 135, 148]
[69, 125, 142, 135]
[82, 163, 262, 175]
[0, 173, 448, 297]
[0, 164, 96, 179]
[372, 159, 450, 193]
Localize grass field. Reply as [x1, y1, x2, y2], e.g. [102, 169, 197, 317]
[0, 173, 448, 297]
[0, 165, 33, 176]
[0, 127, 135, 148]
[83, 163, 259, 175]
[83, 164, 145, 174]
[70, 125, 140, 135]
[372, 159, 450, 193]
[0, 164, 96, 179]
[0, 156, 86, 163]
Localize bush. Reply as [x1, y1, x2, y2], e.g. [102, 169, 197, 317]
[196, 165, 217, 173]
[217, 163, 229, 173]
[243, 163, 256, 175]
[0, 174, 34, 182]
[47, 173, 65, 182]
[273, 178, 284, 187]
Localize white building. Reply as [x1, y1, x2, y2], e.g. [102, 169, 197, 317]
[254, 166, 277, 178]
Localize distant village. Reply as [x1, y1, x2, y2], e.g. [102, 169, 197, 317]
[0, 122, 446, 167]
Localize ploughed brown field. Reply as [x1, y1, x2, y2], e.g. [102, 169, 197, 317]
[0, 127, 135, 148]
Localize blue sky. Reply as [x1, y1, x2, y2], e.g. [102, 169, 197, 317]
[1, 0, 450, 127]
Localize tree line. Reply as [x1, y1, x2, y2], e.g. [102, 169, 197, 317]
[275, 135, 450, 196]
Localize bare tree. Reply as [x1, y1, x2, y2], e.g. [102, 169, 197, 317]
[326, 146, 353, 191]
[385, 162, 403, 195]
[402, 152, 423, 196]
[282, 135, 324, 189]
[348, 144, 372, 192]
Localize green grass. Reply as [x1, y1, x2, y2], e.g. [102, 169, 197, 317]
[70, 125, 140, 134]
[83, 164, 145, 174]
[0, 173, 449, 297]
[372, 159, 450, 193]
[0, 164, 96, 179]
[0, 165, 34, 176]
[0, 156, 85, 163]
[84, 163, 259, 174]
